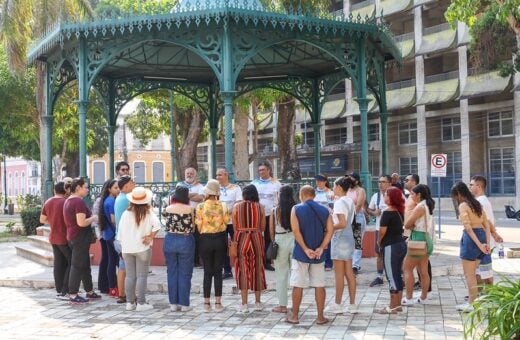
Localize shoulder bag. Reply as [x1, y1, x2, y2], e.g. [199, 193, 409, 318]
[407, 206, 427, 256]
[351, 207, 362, 250]
[266, 207, 279, 260]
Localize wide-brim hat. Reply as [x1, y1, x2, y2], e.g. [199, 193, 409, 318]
[127, 187, 153, 205]
[314, 174, 328, 182]
[204, 179, 220, 196]
[172, 186, 190, 205]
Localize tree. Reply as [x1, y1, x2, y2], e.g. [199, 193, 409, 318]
[446, 1, 520, 75]
[0, 0, 94, 196]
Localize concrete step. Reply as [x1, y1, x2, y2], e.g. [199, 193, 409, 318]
[15, 243, 53, 267]
[36, 226, 51, 237]
[27, 235, 53, 252]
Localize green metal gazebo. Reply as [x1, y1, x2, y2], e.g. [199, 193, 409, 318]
[28, 0, 401, 199]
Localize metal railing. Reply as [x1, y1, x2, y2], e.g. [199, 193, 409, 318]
[424, 70, 459, 84]
[423, 22, 453, 36]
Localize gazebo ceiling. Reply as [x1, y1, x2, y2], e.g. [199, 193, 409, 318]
[99, 39, 340, 83]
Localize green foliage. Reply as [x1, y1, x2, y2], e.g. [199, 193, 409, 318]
[445, 0, 520, 28]
[20, 207, 43, 236]
[16, 194, 41, 211]
[95, 0, 179, 16]
[464, 276, 520, 339]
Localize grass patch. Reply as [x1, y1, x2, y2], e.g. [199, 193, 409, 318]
[0, 231, 27, 243]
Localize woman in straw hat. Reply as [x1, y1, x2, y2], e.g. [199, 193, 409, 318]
[195, 179, 229, 313]
[163, 186, 196, 312]
[117, 187, 161, 312]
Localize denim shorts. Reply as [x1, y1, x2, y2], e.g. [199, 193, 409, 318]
[460, 228, 486, 261]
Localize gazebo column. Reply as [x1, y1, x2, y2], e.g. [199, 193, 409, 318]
[356, 38, 372, 196]
[222, 92, 235, 181]
[169, 90, 176, 182]
[107, 80, 117, 179]
[43, 114, 53, 200]
[209, 127, 218, 178]
[77, 38, 89, 178]
[380, 111, 389, 174]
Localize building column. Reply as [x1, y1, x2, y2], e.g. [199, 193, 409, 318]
[417, 105, 428, 183]
[460, 99, 471, 182]
[514, 91, 520, 207]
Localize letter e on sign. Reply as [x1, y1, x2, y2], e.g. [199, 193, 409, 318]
[431, 154, 447, 177]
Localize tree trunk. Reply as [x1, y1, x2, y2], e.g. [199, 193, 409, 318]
[64, 151, 80, 178]
[177, 109, 205, 180]
[234, 105, 250, 180]
[277, 98, 300, 180]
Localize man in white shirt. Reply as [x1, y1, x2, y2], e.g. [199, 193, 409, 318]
[469, 175, 504, 285]
[252, 160, 281, 271]
[182, 167, 205, 267]
[217, 168, 243, 279]
[366, 175, 391, 287]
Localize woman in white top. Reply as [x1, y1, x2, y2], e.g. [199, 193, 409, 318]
[325, 177, 358, 315]
[117, 187, 161, 312]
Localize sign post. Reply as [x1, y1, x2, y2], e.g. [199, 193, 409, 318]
[431, 154, 447, 239]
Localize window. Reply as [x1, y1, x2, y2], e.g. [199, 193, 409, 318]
[21, 172, 25, 195]
[368, 123, 379, 141]
[399, 157, 417, 175]
[197, 146, 208, 164]
[133, 162, 146, 183]
[152, 162, 164, 182]
[398, 122, 417, 145]
[92, 162, 106, 184]
[325, 127, 347, 145]
[488, 111, 513, 137]
[442, 117, 461, 141]
[489, 147, 515, 195]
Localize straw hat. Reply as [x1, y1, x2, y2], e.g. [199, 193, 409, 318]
[126, 187, 153, 205]
[204, 179, 220, 196]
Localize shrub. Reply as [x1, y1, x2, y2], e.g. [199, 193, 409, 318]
[17, 194, 42, 211]
[20, 208, 43, 236]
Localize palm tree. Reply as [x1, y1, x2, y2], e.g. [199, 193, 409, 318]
[0, 0, 94, 194]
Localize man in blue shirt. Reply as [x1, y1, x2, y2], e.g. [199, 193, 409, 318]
[114, 175, 135, 304]
[286, 185, 333, 325]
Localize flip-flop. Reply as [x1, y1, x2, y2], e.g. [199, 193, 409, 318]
[285, 318, 300, 325]
[272, 306, 288, 313]
[316, 318, 330, 325]
[377, 306, 400, 314]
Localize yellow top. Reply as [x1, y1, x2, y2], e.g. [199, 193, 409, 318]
[195, 200, 229, 234]
[458, 202, 488, 228]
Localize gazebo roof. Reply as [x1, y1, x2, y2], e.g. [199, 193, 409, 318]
[29, 1, 400, 88]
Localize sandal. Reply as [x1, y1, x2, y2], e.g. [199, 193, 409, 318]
[377, 306, 401, 314]
[285, 318, 299, 325]
[203, 302, 211, 313]
[214, 302, 224, 313]
[316, 318, 330, 325]
[272, 306, 288, 313]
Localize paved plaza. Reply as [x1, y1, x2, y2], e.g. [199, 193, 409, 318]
[0, 216, 519, 339]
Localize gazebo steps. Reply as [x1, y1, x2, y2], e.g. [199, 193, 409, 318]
[27, 235, 53, 252]
[15, 243, 54, 267]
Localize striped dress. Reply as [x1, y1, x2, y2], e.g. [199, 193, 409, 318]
[234, 201, 267, 291]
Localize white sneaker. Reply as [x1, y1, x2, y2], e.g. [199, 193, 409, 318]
[136, 303, 153, 312]
[237, 304, 249, 313]
[416, 296, 428, 304]
[456, 303, 473, 313]
[126, 302, 136, 311]
[325, 303, 344, 314]
[254, 302, 264, 311]
[401, 297, 415, 306]
[170, 304, 180, 312]
[347, 304, 359, 314]
[180, 305, 192, 312]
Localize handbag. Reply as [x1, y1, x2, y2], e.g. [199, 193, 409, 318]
[351, 214, 362, 250]
[407, 239, 427, 256]
[266, 241, 279, 260]
[228, 240, 238, 257]
[89, 226, 97, 244]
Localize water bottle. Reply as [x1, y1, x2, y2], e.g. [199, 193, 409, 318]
[498, 243, 505, 259]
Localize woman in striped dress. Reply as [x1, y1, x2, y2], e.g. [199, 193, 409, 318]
[233, 184, 266, 313]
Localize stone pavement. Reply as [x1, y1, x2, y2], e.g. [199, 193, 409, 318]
[0, 217, 519, 339]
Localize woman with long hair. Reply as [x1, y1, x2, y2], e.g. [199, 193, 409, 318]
[98, 179, 120, 297]
[451, 181, 491, 312]
[378, 187, 407, 314]
[270, 185, 296, 313]
[195, 179, 229, 313]
[233, 184, 266, 313]
[403, 184, 435, 305]
[117, 187, 161, 312]
[346, 172, 367, 274]
[163, 186, 196, 312]
[325, 176, 358, 314]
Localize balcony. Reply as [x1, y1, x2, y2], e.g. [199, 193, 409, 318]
[460, 70, 512, 99]
[380, 0, 413, 17]
[395, 32, 415, 59]
[416, 71, 459, 105]
[416, 23, 457, 55]
[350, 0, 375, 21]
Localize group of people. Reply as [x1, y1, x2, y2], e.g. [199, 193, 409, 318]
[40, 160, 503, 321]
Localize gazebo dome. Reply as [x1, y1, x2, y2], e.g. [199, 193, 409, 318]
[178, 0, 264, 11]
